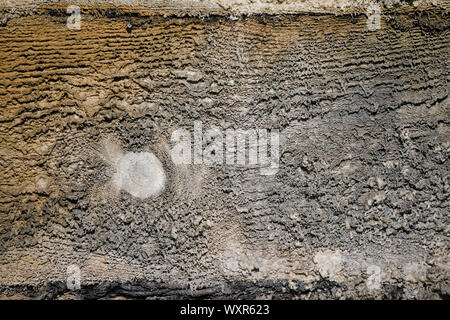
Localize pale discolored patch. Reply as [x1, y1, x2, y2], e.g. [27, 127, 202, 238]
[113, 152, 166, 199]
[366, 265, 382, 290]
[313, 249, 344, 282]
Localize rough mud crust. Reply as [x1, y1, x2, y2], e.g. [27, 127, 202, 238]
[0, 0, 450, 16]
[0, 1, 449, 300]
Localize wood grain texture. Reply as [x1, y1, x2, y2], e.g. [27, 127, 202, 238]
[0, 5, 449, 299]
[1, 0, 450, 15]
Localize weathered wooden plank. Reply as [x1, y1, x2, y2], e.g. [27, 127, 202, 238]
[0, 2, 449, 299]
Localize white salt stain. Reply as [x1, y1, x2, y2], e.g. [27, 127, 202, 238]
[113, 152, 166, 199]
[101, 140, 166, 199]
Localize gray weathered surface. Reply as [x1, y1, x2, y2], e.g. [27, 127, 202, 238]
[0, 1, 449, 299]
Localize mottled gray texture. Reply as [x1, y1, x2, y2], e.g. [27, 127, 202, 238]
[0, 3, 448, 299]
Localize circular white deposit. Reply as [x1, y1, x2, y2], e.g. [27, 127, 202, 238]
[113, 152, 166, 199]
